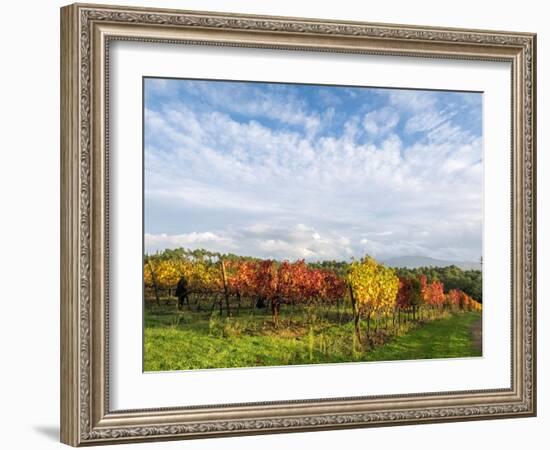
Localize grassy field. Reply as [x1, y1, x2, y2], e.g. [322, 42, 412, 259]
[144, 301, 481, 371]
[363, 312, 481, 362]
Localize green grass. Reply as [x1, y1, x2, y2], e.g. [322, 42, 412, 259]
[143, 303, 481, 371]
[363, 311, 481, 361]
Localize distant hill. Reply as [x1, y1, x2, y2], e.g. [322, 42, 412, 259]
[382, 255, 481, 271]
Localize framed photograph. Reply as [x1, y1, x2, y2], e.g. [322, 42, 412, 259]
[60, 3, 537, 446]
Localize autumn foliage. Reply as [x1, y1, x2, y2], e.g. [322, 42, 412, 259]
[144, 253, 482, 331]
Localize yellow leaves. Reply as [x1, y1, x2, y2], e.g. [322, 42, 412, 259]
[347, 256, 399, 315]
[155, 260, 180, 288]
[143, 257, 222, 292]
[143, 261, 153, 287]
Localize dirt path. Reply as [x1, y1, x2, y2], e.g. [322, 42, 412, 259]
[470, 317, 482, 354]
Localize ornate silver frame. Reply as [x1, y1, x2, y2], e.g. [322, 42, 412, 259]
[60, 3, 536, 446]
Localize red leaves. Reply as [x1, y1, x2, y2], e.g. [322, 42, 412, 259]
[397, 277, 414, 308]
[227, 260, 260, 297]
[226, 259, 346, 305]
[320, 270, 347, 303]
[399, 276, 464, 309]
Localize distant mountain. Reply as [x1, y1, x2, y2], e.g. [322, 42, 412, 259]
[381, 255, 481, 271]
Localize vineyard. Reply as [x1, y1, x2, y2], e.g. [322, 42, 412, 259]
[144, 249, 482, 370]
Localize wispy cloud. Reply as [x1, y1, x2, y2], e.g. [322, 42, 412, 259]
[144, 79, 483, 262]
[363, 107, 400, 136]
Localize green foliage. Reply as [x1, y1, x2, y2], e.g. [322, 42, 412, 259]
[307, 260, 350, 277]
[409, 276, 423, 307]
[395, 265, 482, 302]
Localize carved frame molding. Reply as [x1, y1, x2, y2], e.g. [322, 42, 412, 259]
[60, 3, 536, 446]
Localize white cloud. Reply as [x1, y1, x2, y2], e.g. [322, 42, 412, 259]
[387, 89, 437, 111]
[144, 86, 482, 262]
[146, 224, 357, 261]
[178, 80, 323, 135]
[363, 107, 399, 136]
[145, 232, 235, 254]
[405, 110, 454, 134]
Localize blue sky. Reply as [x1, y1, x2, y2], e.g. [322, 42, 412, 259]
[144, 78, 482, 262]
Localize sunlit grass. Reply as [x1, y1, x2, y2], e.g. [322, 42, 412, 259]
[143, 302, 481, 371]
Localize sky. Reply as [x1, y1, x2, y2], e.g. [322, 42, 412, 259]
[143, 77, 483, 263]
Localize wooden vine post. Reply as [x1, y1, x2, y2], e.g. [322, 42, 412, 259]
[349, 283, 361, 342]
[220, 259, 231, 316]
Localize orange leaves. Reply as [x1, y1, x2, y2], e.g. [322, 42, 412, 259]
[226, 260, 258, 297]
[447, 288, 482, 311]
[447, 289, 461, 307]
[226, 259, 346, 305]
[422, 277, 445, 307]
[399, 274, 481, 311]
